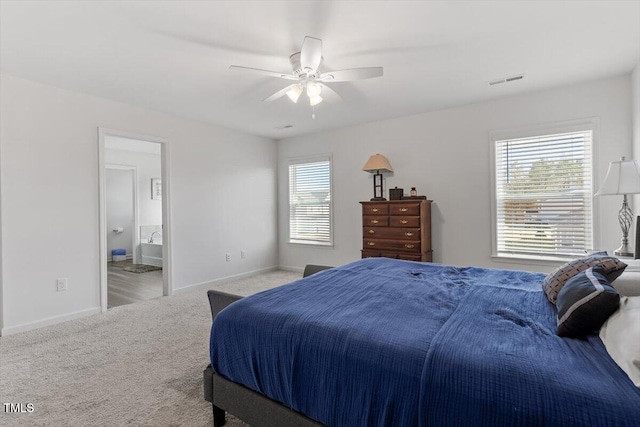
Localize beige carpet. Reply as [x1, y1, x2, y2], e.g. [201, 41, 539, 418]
[0, 270, 301, 427]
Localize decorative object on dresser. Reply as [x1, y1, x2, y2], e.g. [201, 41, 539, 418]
[361, 200, 432, 261]
[389, 186, 403, 200]
[595, 157, 640, 256]
[362, 154, 393, 201]
[410, 186, 417, 197]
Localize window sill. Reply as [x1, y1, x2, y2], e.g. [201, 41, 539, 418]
[288, 240, 334, 249]
[491, 254, 573, 267]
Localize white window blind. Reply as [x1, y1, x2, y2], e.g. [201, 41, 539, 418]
[288, 157, 332, 245]
[494, 130, 593, 258]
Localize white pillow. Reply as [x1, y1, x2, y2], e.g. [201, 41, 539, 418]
[599, 296, 640, 387]
[611, 271, 640, 296]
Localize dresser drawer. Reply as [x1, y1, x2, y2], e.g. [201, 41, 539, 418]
[362, 204, 388, 216]
[361, 249, 402, 259]
[389, 216, 421, 227]
[363, 216, 389, 227]
[363, 238, 421, 252]
[389, 203, 420, 216]
[398, 253, 424, 262]
[362, 250, 429, 262]
[362, 249, 383, 258]
[363, 227, 420, 240]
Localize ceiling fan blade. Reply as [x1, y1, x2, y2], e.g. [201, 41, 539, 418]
[229, 65, 298, 80]
[300, 36, 323, 73]
[318, 83, 342, 103]
[263, 84, 300, 102]
[318, 67, 383, 82]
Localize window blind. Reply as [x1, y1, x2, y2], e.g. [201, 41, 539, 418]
[494, 130, 593, 257]
[289, 158, 332, 245]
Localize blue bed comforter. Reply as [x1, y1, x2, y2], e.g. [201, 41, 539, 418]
[210, 258, 640, 426]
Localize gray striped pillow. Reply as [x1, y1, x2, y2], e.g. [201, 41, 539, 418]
[556, 266, 620, 338]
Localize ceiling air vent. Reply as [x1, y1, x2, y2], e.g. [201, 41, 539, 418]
[489, 74, 525, 86]
[274, 125, 294, 130]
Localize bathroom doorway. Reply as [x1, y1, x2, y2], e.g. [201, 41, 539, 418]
[98, 129, 172, 311]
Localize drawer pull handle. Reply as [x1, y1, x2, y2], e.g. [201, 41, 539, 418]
[371, 208, 379, 212]
[400, 208, 409, 212]
[401, 220, 408, 224]
[368, 230, 375, 234]
[371, 220, 379, 224]
[405, 232, 414, 237]
[405, 244, 415, 249]
[368, 242, 376, 246]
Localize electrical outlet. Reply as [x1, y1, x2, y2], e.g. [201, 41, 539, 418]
[56, 278, 68, 292]
[241, 250, 246, 259]
[225, 253, 231, 262]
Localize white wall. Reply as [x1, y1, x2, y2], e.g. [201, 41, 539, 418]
[0, 100, 3, 331]
[0, 74, 277, 334]
[633, 63, 640, 188]
[633, 63, 640, 245]
[106, 148, 162, 228]
[278, 75, 632, 272]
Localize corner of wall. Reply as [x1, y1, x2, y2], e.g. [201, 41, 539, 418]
[0, 76, 4, 334]
[632, 63, 639, 153]
[630, 63, 639, 252]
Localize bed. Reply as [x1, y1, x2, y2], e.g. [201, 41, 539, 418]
[206, 258, 640, 426]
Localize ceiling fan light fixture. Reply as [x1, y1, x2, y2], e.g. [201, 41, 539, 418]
[309, 95, 323, 106]
[306, 82, 322, 98]
[286, 85, 303, 103]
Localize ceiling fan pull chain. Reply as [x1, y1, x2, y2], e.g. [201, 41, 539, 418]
[312, 106, 316, 120]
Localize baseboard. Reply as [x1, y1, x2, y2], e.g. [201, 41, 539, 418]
[278, 265, 305, 273]
[0, 306, 101, 336]
[107, 254, 133, 262]
[141, 255, 162, 267]
[172, 266, 280, 295]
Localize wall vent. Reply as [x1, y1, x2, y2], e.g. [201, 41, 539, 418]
[505, 75, 524, 82]
[489, 74, 525, 86]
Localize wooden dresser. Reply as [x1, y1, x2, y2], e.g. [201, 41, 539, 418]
[360, 200, 432, 262]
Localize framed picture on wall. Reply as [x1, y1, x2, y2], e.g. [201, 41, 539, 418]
[151, 178, 162, 200]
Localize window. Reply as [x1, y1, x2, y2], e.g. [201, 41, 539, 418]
[493, 129, 593, 258]
[288, 156, 332, 245]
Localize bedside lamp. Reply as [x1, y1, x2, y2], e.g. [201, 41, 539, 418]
[595, 156, 640, 257]
[362, 154, 393, 201]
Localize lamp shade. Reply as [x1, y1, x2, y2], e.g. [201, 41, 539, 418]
[286, 85, 302, 103]
[362, 154, 393, 173]
[595, 157, 640, 196]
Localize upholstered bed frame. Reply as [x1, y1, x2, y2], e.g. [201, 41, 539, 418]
[203, 265, 332, 427]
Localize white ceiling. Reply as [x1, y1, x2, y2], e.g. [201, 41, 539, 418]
[1, 1, 639, 139]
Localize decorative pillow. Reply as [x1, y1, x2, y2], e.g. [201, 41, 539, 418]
[599, 296, 640, 387]
[556, 266, 620, 338]
[543, 253, 626, 304]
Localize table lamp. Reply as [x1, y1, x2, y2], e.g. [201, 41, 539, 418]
[362, 154, 393, 201]
[595, 156, 640, 256]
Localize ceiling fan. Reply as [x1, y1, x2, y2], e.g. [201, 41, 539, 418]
[230, 36, 383, 109]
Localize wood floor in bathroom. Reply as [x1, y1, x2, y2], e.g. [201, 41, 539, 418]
[107, 260, 163, 309]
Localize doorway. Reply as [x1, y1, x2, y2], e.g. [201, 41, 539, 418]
[98, 129, 172, 311]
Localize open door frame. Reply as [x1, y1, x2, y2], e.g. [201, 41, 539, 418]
[98, 128, 173, 312]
